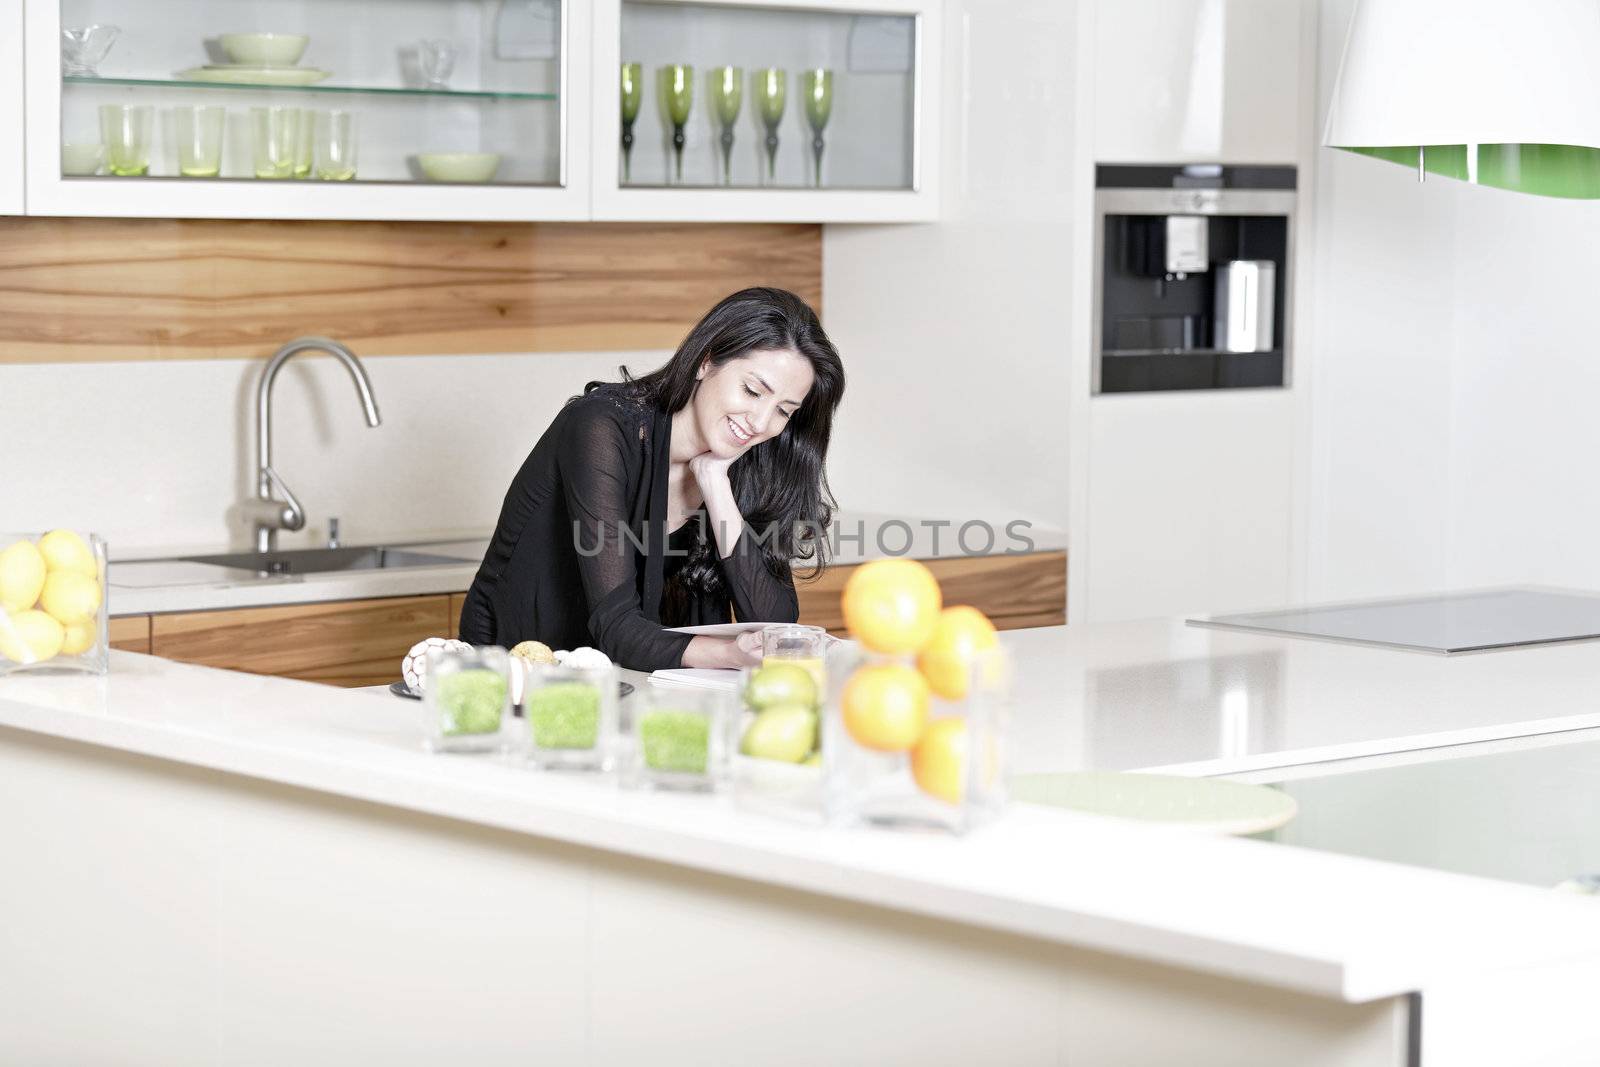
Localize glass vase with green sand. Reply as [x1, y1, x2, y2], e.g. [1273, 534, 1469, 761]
[802, 69, 833, 188]
[520, 662, 620, 772]
[657, 64, 693, 183]
[626, 684, 730, 791]
[753, 67, 786, 184]
[709, 66, 743, 185]
[620, 62, 642, 182]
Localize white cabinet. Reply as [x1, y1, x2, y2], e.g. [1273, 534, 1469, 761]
[1, 0, 23, 215]
[15, 0, 940, 222]
[591, 0, 941, 222]
[1092, 0, 1304, 165]
[23, 0, 591, 220]
[1082, 391, 1297, 621]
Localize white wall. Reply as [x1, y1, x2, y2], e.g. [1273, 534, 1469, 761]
[0, 350, 649, 557]
[821, 0, 1078, 535]
[1308, 0, 1600, 598]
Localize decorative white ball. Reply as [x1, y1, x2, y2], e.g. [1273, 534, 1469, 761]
[553, 646, 611, 670]
[402, 637, 472, 692]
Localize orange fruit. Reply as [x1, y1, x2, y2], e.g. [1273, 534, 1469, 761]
[911, 718, 967, 804]
[917, 606, 1000, 700]
[841, 558, 942, 654]
[841, 662, 930, 752]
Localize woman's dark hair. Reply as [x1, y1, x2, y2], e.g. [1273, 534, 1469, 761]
[592, 287, 845, 604]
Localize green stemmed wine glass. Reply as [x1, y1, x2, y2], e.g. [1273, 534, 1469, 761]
[709, 66, 743, 186]
[802, 69, 833, 188]
[620, 62, 642, 182]
[658, 64, 693, 183]
[754, 68, 786, 185]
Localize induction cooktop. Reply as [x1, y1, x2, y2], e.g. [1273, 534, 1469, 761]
[1189, 587, 1600, 654]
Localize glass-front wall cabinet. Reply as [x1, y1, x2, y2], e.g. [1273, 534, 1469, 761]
[618, 2, 914, 190]
[29, 0, 586, 218]
[598, 0, 937, 221]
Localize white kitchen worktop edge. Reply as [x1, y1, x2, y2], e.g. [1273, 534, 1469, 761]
[3, 651, 1598, 1005]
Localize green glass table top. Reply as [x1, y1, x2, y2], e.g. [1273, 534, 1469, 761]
[1261, 734, 1600, 889]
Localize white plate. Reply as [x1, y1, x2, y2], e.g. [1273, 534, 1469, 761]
[177, 66, 330, 86]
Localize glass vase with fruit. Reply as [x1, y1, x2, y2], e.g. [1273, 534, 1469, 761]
[729, 624, 831, 821]
[0, 530, 108, 677]
[822, 560, 1010, 834]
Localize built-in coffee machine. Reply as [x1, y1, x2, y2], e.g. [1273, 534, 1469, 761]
[1094, 164, 1295, 393]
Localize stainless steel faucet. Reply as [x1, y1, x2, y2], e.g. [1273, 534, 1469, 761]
[240, 337, 382, 553]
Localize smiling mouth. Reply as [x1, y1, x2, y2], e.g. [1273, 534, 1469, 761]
[726, 416, 753, 444]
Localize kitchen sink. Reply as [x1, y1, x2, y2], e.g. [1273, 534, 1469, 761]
[175, 545, 471, 576]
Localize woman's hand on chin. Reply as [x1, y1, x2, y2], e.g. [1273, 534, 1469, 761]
[688, 450, 737, 489]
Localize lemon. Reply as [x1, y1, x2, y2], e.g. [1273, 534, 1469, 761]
[40, 570, 102, 624]
[61, 619, 98, 656]
[0, 610, 66, 664]
[841, 662, 930, 752]
[911, 718, 967, 805]
[917, 606, 1000, 700]
[0, 540, 47, 614]
[38, 529, 98, 579]
[841, 558, 942, 655]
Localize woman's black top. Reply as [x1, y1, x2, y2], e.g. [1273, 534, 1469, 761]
[458, 382, 800, 670]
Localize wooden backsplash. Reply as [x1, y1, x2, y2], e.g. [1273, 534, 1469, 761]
[0, 217, 821, 363]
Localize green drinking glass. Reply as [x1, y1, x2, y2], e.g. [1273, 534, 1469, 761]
[754, 67, 786, 184]
[708, 66, 743, 186]
[657, 64, 693, 183]
[620, 62, 642, 182]
[802, 69, 833, 188]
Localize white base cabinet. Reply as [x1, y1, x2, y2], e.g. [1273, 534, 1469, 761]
[0, 726, 1413, 1066]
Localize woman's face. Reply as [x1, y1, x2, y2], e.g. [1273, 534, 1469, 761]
[693, 348, 816, 458]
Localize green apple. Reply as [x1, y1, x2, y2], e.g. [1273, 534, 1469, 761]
[745, 662, 818, 710]
[739, 703, 818, 763]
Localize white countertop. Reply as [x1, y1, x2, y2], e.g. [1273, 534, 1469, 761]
[5, 629, 1600, 1003]
[105, 511, 1067, 616]
[1003, 620, 1600, 777]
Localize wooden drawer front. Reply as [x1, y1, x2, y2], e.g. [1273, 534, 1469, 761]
[108, 615, 152, 654]
[151, 596, 451, 688]
[796, 551, 1067, 633]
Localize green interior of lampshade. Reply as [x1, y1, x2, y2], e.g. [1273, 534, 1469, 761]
[1339, 143, 1600, 199]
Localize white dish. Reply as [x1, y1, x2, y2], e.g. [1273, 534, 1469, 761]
[416, 152, 501, 183]
[61, 143, 104, 176]
[219, 32, 308, 66]
[178, 66, 330, 86]
[202, 62, 304, 71]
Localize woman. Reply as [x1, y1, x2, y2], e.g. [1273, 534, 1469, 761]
[459, 287, 845, 671]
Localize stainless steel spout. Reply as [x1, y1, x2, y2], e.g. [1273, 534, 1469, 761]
[241, 336, 382, 553]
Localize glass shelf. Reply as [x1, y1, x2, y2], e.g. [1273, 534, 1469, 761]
[64, 76, 557, 102]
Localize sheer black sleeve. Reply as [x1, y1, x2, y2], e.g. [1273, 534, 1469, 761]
[721, 525, 800, 625]
[556, 405, 693, 671]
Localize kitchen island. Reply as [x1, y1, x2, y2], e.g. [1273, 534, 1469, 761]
[4, 624, 1600, 1065]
